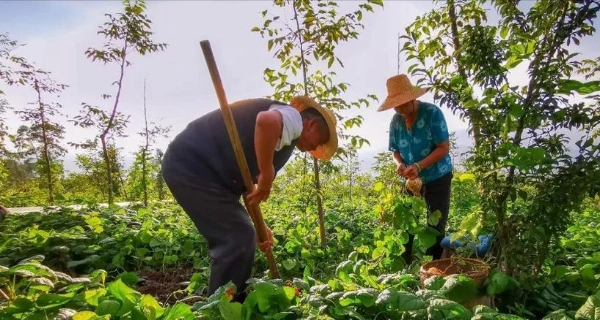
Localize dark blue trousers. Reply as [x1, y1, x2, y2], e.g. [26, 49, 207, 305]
[161, 150, 255, 300]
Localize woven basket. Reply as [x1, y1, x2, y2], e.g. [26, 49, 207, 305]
[419, 257, 490, 288]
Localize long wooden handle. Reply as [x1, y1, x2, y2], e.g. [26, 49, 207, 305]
[199, 40, 279, 278]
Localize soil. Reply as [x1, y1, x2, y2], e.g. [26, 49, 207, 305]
[136, 264, 204, 305]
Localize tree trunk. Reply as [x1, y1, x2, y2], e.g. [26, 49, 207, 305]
[100, 41, 127, 206]
[100, 136, 113, 205]
[119, 173, 129, 200]
[141, 148, 148, 205]
[142, 78, 149, 206]
[35, 79, 54, 205]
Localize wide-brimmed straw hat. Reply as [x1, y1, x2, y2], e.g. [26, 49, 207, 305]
[290, 96, 338, 161]
[377, 74, 427, 112]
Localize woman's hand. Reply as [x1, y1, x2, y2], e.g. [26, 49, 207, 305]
[396, 163, 407, 176]
[403, 164, 420, 180]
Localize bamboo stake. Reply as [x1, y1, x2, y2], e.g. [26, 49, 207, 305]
[199, 40, 279, 278]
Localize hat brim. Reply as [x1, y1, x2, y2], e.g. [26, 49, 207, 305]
[377, 87, 427, 112]
[290, 96, 338, 161]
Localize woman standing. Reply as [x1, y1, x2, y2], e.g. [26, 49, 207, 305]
[378, 74, 454, 264]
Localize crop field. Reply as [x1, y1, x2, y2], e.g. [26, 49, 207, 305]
[1, 182, 599, 319]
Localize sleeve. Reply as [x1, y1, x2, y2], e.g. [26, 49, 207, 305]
[269, 104, 303, 151]
[431, 106, 450, 145]
[388, 114, 399, 152]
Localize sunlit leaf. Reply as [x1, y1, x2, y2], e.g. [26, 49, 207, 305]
[557, 79, 600, 95]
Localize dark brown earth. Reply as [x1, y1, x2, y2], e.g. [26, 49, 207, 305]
[136, 264, 205, 305]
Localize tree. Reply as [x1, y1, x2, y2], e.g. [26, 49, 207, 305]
[71, 0, 167, 205]
[70, 105, 130, 202]
[136, 78, 170, 206]
[66, 145, 127, 202]
[253, 0, 382, 245]
[12, 67, 68, 204]
[400, 0, 600, 276]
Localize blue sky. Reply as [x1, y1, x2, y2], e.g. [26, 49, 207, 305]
[1, 1, 598, 172]
[0, 1, 89, 38]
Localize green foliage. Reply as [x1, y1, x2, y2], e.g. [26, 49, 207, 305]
[371, 151, 402, 193]
[373, 181, 442, 268]
[66, 145, 128, 202]
[1, 196, 599, 318]
[125, 148, 157, 201]
[194, 253, 530, 319]
[0, 204, 208, 272]
[0, 257, 195, 319]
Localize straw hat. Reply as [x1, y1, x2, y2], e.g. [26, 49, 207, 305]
[377, 74, 427, 112]
[290, 96, 338, 161]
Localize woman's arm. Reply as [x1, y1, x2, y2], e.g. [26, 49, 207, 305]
[417, 140, 449, 170]
[404, 141, 449, 180]
[392, 151, 405, 166]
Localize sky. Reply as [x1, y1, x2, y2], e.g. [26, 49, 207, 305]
[1, 1, 598, 173]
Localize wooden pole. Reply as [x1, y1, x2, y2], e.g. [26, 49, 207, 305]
[199, 40, 279, 278]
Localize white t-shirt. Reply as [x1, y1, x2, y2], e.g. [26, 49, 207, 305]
[269, 104, 303, 151]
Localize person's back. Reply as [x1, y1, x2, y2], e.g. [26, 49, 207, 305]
[164, 98, 297, 195]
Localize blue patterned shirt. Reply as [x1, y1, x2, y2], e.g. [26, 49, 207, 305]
[388, 101, 453, 183]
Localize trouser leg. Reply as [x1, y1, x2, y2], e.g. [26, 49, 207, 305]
[423, 172, 453, 260]
[162, 171, 255, 301]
